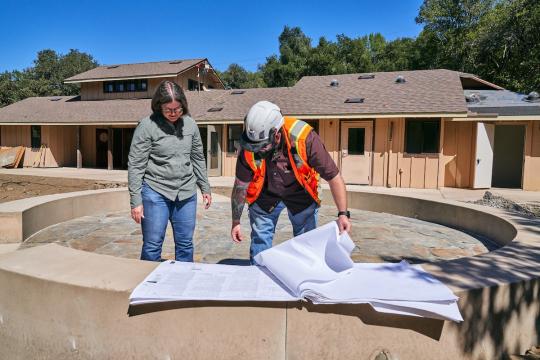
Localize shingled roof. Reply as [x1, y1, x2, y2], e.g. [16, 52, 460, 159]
[64, 59, 209, 83]
[0, 69, 473, 124]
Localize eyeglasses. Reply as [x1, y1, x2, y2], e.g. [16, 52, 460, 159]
[162, 106, 183, 115]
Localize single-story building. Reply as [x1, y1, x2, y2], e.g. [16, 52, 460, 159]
[0, 59, 539, 190]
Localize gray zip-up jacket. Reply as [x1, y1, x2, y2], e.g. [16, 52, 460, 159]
[128, 113, 211, 208]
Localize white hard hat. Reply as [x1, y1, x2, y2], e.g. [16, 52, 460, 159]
[244, 101, 284, 142]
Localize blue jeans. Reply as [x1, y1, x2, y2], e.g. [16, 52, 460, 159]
[248, 201, 318, 264]
[140, 183, 197, 262]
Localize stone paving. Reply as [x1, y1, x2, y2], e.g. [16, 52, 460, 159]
[20, 196, 497, 264]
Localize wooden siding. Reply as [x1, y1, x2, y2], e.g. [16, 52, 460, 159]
[319, 119, 340, 164]
[370, 118, 443, 189]
[80, 77, 175, 101]
[442, 121, 475, 188]
[0, 125, 77, 167]
[522, 121, 540, 190]
[222, 124, 238, 177]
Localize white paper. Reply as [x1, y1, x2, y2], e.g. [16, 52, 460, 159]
[129, 222, 463, 322]
[130, 261, 298, 304]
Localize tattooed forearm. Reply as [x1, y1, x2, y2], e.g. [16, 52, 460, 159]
[231, 178, 248, 222]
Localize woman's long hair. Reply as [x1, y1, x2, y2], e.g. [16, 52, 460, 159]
[150, 80, 189, 138]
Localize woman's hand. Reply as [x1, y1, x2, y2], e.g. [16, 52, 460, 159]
[202, 193, 212, 209]
[131, 205, 144, 224]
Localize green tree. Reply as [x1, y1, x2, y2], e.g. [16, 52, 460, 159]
[416, 0, 496, 71]
[472, 0, 540, 92]
[218, 63, 265, 89]
[0, 49, 98, 108]
[261, 26, 313, 87]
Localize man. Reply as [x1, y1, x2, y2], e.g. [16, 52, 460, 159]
[230, 100, 352, 263]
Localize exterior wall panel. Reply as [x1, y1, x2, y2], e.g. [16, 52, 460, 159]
[523, 121, 540, 190]
[443, 121, 475, 188]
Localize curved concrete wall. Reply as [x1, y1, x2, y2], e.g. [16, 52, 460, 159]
[0, 188, 129, 243]
[0, 188, 539, 359]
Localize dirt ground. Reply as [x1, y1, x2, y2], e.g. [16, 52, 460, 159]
[0, 174, 127, 203]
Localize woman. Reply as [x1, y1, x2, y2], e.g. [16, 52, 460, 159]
[128, 80, 211, 262]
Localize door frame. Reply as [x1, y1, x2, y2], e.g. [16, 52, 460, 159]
[339, 120, 374, 185]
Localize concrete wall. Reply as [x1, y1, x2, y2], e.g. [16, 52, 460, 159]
[0, 188, 129, 243]
[0, 188, 539, 359]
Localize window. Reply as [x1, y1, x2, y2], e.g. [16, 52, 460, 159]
[103, 79, 148, 93]
[188, 79, 202, 91]
[405, 119, 440, 154]
[227, 124, 243, 153]
[348, 128, 365, 155]
[31, 125, 41, 148]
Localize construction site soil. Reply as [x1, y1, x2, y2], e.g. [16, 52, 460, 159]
[0, 174, 127, 204]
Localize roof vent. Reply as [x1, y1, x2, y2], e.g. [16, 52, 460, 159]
[523, 91, 540, 103]
[344, 98, 364, 104]
[465, 93, 481, 103]
[358, 74, 375, 80]
[49, 97, 62, 101]
[107, 65, 120, 69]
[330, 79, 339, 87]
[395, 75, 406, 84]
[208, 107, 223, 112]
[231, 90, 246, 95]
[169, 60, 183, 64]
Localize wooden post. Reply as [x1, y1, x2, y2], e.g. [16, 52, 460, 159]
[76, 126, 82, 169]
[107, 127, 113, 170]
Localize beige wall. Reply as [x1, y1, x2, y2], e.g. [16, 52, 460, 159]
[521, 121, 540, 190]
[80, 77, 175, 101]
[222, 124, 238, 177]
[80, 67, 223, 101]
[0, 125, 77, 167]
[442, 120, 475, 188]
[370, 118, 442, 189]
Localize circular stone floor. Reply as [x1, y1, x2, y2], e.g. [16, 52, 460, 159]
[20, 195, 498, 264]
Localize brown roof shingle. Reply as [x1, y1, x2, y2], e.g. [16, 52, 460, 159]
[64, 59, 206, 83]
[0, 69, 469, 124]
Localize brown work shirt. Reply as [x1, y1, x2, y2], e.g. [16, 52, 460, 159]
[236, 130, 339, 214]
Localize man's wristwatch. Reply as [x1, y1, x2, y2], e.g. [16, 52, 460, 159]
[337, 210, 350, 218]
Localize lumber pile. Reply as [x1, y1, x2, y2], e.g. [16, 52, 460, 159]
[29, 145, 56, 168]
[0, 146, 25, 168]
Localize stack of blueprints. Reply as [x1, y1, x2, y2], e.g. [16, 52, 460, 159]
[130, 222, 462, 322]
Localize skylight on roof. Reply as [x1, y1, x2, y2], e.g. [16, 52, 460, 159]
[344, 98, 364, 104]
[358, 74, 375, 80]
[169, 60, 183, 64]
[49, 97, 62, 101]
[208, 107, 223, 112]
[231, 90, 245, 95]
[107, 65, 120, 69]
[395, 75, 406, 83]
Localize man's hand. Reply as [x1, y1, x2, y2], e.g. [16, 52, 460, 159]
[231, 177, 248, 243]
[337, 215, 352, 234]
[202, 193, 212, 209]
[131, 205, 144, 224]
[231, 221, 244, 243]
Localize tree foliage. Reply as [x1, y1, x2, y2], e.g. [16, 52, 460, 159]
[0, 49, 97, 107]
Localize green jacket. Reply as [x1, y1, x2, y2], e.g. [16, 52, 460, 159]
[128, 113, 211, 208]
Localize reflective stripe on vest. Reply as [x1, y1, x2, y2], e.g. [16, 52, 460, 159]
[243, 117, 320, 205]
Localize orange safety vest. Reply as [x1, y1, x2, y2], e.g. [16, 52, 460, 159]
[244, 117, 321, 205]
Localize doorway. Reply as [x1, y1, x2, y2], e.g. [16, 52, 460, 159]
[199, 125, 222, 176]
[340, 121, 373, 184]
[492, 125, 525, 188]
[95, 129, 109, 168]
[113, 128, 135, 169]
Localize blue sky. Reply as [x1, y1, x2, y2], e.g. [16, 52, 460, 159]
[0, 0, 424, 73]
